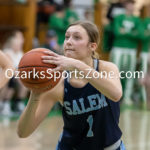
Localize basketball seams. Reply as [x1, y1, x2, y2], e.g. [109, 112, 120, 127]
[23, 49, 50, 57]
[21, 79, 55, 84]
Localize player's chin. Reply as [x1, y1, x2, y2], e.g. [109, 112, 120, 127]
[64, 51, 77, 58]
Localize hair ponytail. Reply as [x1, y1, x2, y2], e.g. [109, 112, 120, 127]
[92, 51, 100, 59]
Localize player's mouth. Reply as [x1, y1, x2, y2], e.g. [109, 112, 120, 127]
[65, 49, 75, 51]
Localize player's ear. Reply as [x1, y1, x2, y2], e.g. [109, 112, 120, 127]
[89, 42, 97, 52]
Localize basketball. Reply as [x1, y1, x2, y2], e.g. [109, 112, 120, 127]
[18, 48, 61, 92]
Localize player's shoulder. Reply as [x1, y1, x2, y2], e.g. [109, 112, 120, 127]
[99, 60, 119, 72]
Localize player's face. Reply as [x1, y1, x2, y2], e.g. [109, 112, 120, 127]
[63, 25, 92, 60]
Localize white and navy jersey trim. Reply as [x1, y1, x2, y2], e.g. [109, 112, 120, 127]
[58, 59, 122, 150]
[93, 58, 99, 71]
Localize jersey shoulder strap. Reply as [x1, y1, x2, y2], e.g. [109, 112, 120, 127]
[93, 58, 99, 71]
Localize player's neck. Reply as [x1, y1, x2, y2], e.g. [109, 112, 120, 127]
[81, 57, 94, 68]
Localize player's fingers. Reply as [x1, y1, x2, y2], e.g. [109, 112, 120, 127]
[43, 51, 59, 57]
[42, 59, 59, 65]
[41, 55, 58, 60]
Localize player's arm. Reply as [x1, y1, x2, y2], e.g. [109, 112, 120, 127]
[17, 81, 63, 138]
[0, 51, 14, 89]
[74, 60, 122, 102]
[42, 51, 122, 102]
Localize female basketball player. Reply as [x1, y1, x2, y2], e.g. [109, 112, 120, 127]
[17, 21, 126, 150]
[0, 50, 14, 89]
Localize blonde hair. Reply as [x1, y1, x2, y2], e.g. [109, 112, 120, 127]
[68, 21, 100, 59]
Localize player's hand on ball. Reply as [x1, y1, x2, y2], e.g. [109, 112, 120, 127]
[42, 51, 79, 71]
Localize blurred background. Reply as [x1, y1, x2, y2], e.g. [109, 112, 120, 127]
[0, 0, 150, 150]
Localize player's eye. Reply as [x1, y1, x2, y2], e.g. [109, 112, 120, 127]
[74, 36, 80, 40]
[65, 35, 70, 40]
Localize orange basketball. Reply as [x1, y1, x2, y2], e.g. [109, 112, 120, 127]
[18, 48, 61, 92]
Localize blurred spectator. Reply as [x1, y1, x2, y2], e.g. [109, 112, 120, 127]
[43, 29, 62, 54]
[63, 0, 79, 25]
[0, 51, 14, 114]
[110, 0, 141, 105]
[103, 0, 126, 52]
[48, 0, 78, 47]
[48, 4, 66, 47]
[107, 0, 126, 22]
[139, 8, 150, 105]
[140, 57, 150, 110]
[0, 30, 28, 116]
[84, 9, 93, 21]
[37, 0, 56, 24]
[36, 0, 56, 44]
[0, 51, 14, 89]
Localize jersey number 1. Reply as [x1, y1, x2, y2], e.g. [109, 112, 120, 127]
[86, 115, 94, 137]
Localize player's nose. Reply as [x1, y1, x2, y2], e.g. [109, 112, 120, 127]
[66, 37, 73, 46]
